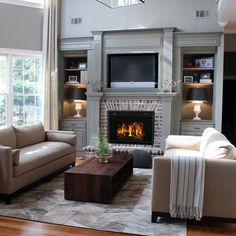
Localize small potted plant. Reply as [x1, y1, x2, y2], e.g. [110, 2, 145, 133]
[97, 134, 111, 163]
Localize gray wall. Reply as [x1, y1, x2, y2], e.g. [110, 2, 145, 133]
[60, 0, 223, 38]
[0, 3, 43, 51]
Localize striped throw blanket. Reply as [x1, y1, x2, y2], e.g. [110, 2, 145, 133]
[169, 155, 205, 220]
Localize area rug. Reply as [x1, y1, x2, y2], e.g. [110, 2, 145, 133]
[0, 169, 186, 236]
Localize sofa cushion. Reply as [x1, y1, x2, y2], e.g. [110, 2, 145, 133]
[13, 122, 45, 148]
[0, 126, 16, 149]
[165, 135, 201, 151]
[13, 141, 74, 177]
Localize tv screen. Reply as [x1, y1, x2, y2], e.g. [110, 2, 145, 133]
[108, 53, 158, 88]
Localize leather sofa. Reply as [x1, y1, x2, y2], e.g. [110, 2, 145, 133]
[152, 128, 236, 222]
[0, 122, 76, 204]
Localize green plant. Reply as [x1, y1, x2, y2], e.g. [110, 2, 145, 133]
[98, 134, 109, 155]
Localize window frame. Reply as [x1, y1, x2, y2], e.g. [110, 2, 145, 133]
[0, 48, 44, 127]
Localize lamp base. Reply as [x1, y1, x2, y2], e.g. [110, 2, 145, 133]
[193, 116, 201, 121]
[192, 102, 202, 121]
[74, 101, 82, 118]
[74, 113, 82, 118]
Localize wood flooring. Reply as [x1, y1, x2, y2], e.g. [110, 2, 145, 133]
[0, 216, 236, 236]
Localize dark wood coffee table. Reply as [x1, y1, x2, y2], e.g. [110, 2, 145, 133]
[64, 153, 133, 204]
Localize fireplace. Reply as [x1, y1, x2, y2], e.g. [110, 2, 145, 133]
[108, 111, 154, 145]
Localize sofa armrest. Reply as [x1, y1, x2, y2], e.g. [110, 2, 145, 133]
[0, 145, 14, 192]
[165, 135, 202, 151]
[152, 156, 171, 214]
[203, 158, 236, 218]
[45, 130, 76, 146]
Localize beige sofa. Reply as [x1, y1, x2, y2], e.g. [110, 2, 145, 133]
[0, 122, 76, 204]
[152, 128, 236, 222]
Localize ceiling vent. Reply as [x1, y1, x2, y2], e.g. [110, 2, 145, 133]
[195, 10, 210, 19]
[71, 17, 83, 25]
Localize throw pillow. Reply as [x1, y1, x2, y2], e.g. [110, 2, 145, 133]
[13, 122, 45, 148]
[0, 126, 16, 149]
[204, 140, 236, 159]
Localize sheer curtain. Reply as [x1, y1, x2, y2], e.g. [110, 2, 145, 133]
[43, 0, 59, 130]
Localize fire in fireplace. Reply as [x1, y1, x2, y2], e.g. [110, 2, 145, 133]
[108, 111, 154, 145]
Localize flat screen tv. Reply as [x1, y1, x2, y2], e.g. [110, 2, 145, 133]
[108, 53, 158, 88]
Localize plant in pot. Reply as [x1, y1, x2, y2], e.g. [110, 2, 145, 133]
[97, 134, 112, 163]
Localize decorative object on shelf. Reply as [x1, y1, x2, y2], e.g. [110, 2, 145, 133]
[187, 87, 208, 120]
[200, 73, 212, 84]
[162, 79, 180, 93]
[184, 76, 194, 83]
[195, 57, 214, 68]
[67, 75, 78, 83]
[69, 61, 77, 69]
[96, 0, 144, 8]
[66, 87, 87, 117]
[80, 71, 88, 84]
[78, 63, 87, 70]
[96, 134, 112, 163]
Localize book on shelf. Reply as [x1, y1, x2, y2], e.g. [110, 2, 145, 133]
[199, 78, 212, 84]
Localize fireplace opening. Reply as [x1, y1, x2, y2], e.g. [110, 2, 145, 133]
[108, 111, 154, 145]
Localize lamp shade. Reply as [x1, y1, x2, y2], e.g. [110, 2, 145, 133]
[66, 88, 87, 101]
[187, 88, 208, 102]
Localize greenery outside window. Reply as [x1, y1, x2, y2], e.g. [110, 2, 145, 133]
[0, 51, 44, 127]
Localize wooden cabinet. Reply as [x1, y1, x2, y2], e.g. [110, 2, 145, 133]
[60, 118, 87, 155]
[180, 52, 215, 135]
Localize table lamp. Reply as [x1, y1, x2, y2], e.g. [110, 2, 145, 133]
[187, 87, 208, 120]
[66, 87, 87, 117]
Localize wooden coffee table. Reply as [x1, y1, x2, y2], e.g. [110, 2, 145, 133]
[64, 153, 133, 204]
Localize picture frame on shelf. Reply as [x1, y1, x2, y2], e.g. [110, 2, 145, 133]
[78, 63, 87, 70]
[200, 73, 212, 84]
[184, 75, 193, 83]
[200, 73, 210, 80]
[67, 75, 78, 83]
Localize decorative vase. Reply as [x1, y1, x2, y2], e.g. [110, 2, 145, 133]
[97, 147, 113, 163]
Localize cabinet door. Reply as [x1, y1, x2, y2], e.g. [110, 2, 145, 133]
[75, 129, 87, 150]
[59, 119, 87, 155]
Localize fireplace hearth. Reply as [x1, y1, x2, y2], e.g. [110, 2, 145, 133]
[108, 111, 154, 145]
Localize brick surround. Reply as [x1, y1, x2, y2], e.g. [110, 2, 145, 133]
[99, 99, 163, 153]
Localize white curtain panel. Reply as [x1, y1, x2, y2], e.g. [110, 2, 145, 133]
[43, 0, 58, 130]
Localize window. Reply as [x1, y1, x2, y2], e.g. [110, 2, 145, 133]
[0, 50, 44, 127]
[0, 0, 44, 9]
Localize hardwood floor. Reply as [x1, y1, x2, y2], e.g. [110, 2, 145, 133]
[0, 216, 133, 236]
[0, 216, 236, 236]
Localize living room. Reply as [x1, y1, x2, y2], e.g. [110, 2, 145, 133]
[0, 0, 236, 235]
